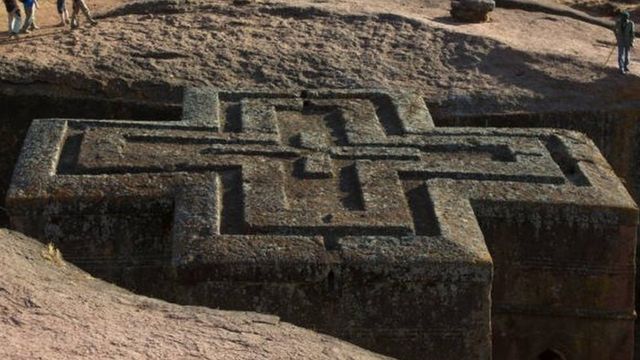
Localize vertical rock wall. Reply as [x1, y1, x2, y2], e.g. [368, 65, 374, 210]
[0, 94, 181, 226]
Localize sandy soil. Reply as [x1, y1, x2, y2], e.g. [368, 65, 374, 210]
[0, 0, 638, 115]
[0, 228, 389, 360]
[556, 0, 640, 20]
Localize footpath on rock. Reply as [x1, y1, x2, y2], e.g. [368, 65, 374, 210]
[0, 0, 639, 115]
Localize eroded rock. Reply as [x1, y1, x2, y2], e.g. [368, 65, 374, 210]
[451, 0, 495, 22]
[0, 228, 390, 360]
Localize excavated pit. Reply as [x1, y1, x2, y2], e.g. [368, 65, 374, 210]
[0, 88, 639, 358]
[0, 93, 181, 226]
[2, 92, 638, 228]
[2, 1, 640, 358]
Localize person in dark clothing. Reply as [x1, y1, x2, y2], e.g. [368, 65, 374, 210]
[19, 0, 38, 33]
[3, 0, 21, 35]
[57, 0, 69, 26]
[614, 11, 635, 74]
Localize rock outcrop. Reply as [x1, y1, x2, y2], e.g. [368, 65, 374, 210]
[451, 0, 495, 22]
[0, 229, 389, 360]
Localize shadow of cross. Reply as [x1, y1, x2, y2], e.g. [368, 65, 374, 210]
[6, 88, 638, 360]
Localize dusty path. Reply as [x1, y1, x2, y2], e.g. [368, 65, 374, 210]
[0, 0, 638, 115]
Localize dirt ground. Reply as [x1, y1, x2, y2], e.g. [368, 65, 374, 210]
[557, 0, 640, 20]
[0, 0, 638, 115]
[24, 0, 128, 26]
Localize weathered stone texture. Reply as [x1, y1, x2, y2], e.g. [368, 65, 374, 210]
[6, 89, 638, 360]
[451, 0, 495, 23]
[0, 229, 392, 360]
[0, 94, 181, 227]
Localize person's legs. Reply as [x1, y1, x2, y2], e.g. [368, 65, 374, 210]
[618, 44, 626, 73]
[624, 45, 631, 71]
[78, 0, 96, 24]
[70, 0, 79, 28]
[3, 1, 10, 31]
[57, 0, 65, 25]
[10, 9, 21, 34]
[7, 12, 11, 33]
[21, 5, 32, 33]
[30, 5, 37, 29]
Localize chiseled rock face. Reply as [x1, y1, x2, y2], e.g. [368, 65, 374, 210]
[0, 229, 391, 360]
[451, 0, 496, 22]
[6, 88, 638, 360]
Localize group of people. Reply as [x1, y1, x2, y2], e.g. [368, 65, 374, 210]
[3, 0, 97, 35]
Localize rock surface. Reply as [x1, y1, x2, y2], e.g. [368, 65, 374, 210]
[451, 0, 496, 22]
[6, 89, 638, 360]
[0, 228, 390, 360]
[1, 0, 640, 115]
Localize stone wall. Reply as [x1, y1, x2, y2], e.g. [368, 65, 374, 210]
[0, 93, 181, 226]
[436, 109, 640, 359]
[436, 109, 640, 207]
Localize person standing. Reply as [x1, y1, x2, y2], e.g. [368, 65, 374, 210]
[70, 0, 96, 29]
[3, 0, 21, 35]
[614, 11, 635, 74]
[19, 0, 38, 33]
[57, 0, 69, 26]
